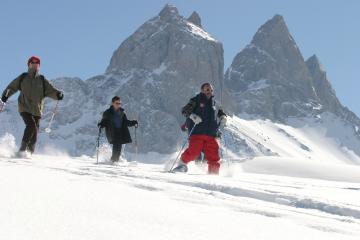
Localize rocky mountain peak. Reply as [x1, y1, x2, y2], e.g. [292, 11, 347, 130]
[254, 14, 287, 37]
[187, 11, 202, 28]
[159, 4, 180, 22]
[251, 14, 299, 57]
[224, 15, 319, 120]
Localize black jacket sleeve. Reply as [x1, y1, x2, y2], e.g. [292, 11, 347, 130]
[99, 110, 109, 128]
[181, 98, 197, 117]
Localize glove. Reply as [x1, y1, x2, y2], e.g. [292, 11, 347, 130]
[133, 120, 139, 128]
[1, 95, 8, 103]
[218, 109, 227, 118]
[180, 123, 188, 132]
[189, 113, 202, 125]
[97, 122, 105, 129]
[219, 115, 227, 128]
[57, 92, 64, 100]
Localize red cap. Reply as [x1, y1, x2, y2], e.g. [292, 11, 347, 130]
[27, 56, 41, 66]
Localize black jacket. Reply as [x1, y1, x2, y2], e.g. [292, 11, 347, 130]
[99, 106, 137, 144]
[182, 93, 221, 137]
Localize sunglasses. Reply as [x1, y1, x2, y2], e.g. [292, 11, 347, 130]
[30, 62, 40, 65]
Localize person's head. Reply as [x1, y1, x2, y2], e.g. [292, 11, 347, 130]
[111, 96, 122, 110]
[27, 56, 40, 73]
[201, 82, 214, 98]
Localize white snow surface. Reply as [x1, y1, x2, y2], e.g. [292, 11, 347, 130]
[1, 114, 360, 239]
[0, 154, 359, 240]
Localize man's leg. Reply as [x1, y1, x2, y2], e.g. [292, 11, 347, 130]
[181, 135, 205, 164]
[20, 113, 38, 152]
[111, 143, 122, 162]
[27, 116, 40, 154]
[203, 136, 220, 174]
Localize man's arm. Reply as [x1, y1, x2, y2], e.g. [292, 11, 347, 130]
[43, 77, 63, 100]
[124, 114, 138, 127]
[181, 99, 197, 117]
[1, 74, 23, 102]
[98, 111, 109, 128]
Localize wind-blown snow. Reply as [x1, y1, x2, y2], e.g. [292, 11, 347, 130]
[0, 133, 16, 158]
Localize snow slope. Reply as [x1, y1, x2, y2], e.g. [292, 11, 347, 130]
[0, 154, 359, 240]
[1, 113, 360, 239]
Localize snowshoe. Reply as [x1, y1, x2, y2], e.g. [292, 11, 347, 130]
[171, 164, 188, 173]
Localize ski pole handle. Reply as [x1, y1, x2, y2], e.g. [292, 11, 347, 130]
[0, 100, 5, 112]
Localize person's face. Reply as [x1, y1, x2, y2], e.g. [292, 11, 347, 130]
[28, 61, 40, 71]
[112, 100, 121, 110]
[201, 84, 214, 98]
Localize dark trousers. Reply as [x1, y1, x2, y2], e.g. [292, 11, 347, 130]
[111, 143, 123, 162]
[20, 112, 40, 153]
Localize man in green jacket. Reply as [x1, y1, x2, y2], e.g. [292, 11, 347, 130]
[1, 56, 64, 157]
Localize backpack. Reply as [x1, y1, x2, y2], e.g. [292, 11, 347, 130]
[18, 72, 46, 97]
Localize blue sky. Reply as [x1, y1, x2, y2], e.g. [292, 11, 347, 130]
[1, 0, 359, 115]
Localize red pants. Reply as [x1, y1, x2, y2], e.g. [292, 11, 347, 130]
[181, 135, 220, 174]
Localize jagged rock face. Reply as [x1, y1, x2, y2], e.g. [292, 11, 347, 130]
[306, 55, 342, 114]
[306, 55, 360, 127]
[225, 15, 319, 120]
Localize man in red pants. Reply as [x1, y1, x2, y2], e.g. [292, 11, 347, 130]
[172, 83, 227, 174]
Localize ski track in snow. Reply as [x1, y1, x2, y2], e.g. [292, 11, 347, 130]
[1, 155, 360, 240]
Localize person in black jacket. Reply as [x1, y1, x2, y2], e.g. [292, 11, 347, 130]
[173, 83, 227, 174]
[98, 96, 138, 162]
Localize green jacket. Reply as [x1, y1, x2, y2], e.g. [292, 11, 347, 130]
[2, 71, 61, 117]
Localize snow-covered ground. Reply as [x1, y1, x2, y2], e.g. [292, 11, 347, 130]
[1, 114, 360, 239]
[0, 153, 359, 240]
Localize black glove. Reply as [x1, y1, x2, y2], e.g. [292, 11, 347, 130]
[133, 120, 139, 128]
[218, 109, 227, 118]
[57, 92, 64, 100]
[97, 122, 105, 129]
[1, 95, 8, 103]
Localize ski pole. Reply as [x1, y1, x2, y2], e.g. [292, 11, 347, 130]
[223, 128, 230, 168]
[45, 100, 60, 133]
[134, 125, 138, 161]
[96, 127, 102, 164]
[169, 123, 198, 172]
